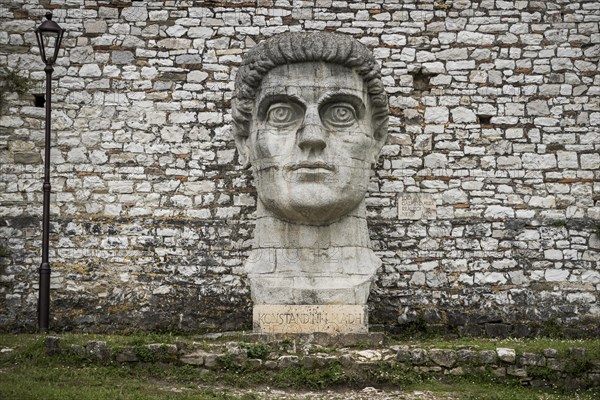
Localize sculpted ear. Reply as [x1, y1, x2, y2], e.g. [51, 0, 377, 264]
[232, 98, 253, 168]
[233, 131, 251, 168]
[369, 120, 389, 166]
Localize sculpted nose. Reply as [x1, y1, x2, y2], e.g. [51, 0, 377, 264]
[297, 110, 326, 152]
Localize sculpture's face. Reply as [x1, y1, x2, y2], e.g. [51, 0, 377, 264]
[247, 62, 379, 225]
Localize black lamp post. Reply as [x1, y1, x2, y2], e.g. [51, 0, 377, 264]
[34, 12, 64, 333]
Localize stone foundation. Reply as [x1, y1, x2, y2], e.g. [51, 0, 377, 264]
[36, 335, 600, 391]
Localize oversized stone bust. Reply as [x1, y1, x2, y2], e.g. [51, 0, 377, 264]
[232, 32, 389, 334]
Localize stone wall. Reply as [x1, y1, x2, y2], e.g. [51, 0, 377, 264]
[0, 0, 599, 335]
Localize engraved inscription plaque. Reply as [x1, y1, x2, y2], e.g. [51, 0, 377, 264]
[398, 193, 436, 220]
[254, 305, 367, 334]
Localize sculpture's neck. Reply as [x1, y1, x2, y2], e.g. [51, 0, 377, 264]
[248, 199, 380, 305]
[254, 199, 371, 249]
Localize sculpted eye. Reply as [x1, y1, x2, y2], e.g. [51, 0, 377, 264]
[321, 103, 357, 128]
[266, 103, 301, 127]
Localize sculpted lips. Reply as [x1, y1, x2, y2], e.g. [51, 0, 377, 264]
[287, 161, 336, 172]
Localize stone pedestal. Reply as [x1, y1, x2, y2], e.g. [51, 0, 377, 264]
[253, 305, 367, 334]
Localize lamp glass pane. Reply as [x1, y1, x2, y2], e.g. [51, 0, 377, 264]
[41, 31, 59, 62]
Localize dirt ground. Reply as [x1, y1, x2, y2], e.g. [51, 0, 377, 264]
[196, 385, 458, 399]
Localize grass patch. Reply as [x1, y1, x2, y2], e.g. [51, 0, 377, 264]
[412, 378, 597, 400]
[0, 360, 249, 400]
[0, 370, 255, 400]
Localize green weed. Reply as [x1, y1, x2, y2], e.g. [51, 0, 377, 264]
[0, 67, 32, 112]
[540, 318, 566, 339]
[273, 362, 348, 389]
[239, 342, 271, 360]
[0, 243, 10, 258]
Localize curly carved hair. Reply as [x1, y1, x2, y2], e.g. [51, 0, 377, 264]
[232, 32, 389, 141]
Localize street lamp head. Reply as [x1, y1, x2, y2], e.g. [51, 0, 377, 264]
[35, 12, 65, 65]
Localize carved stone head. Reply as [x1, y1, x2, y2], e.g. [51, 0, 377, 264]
[232, 32, 389, 225]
